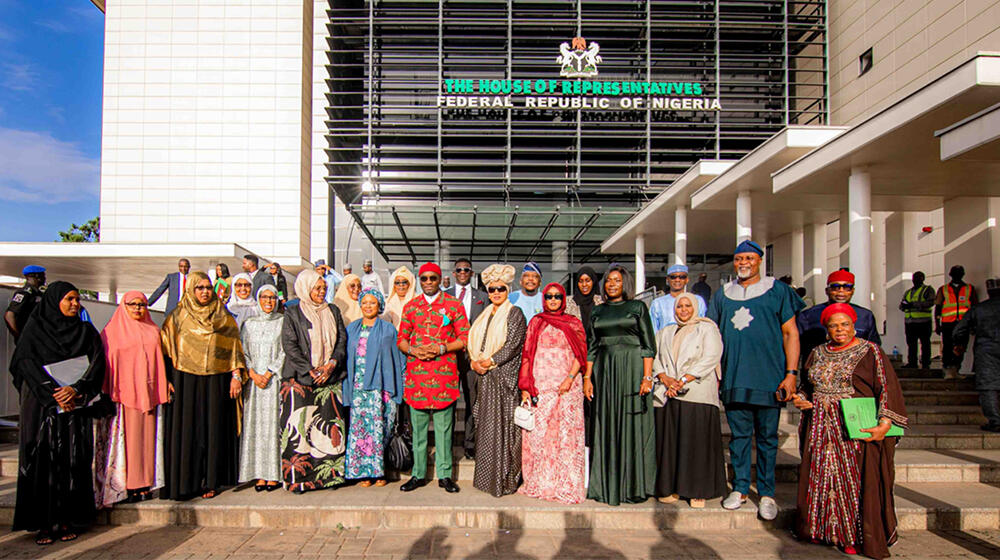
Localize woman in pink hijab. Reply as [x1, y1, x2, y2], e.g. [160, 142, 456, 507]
[97, 291, 170, 504]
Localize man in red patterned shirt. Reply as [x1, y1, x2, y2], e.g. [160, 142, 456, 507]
[397, 262, 470, 493]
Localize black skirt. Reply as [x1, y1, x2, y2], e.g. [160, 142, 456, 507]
[13, 389, 96, 532]
[162, 370, 238, 500]
[654, 399, 727, 500]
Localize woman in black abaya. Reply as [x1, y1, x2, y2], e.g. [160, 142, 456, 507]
[9, 282, 106, 545]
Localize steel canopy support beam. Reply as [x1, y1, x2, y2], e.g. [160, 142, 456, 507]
[391, 206, 417, 264]
[469, 206, 478, 257]
[432, 208, 443, 241]
[348, 210, 392, 263]
[499, 206, 519, 261]
[569, 209, 601, 249]
[527, 210, 560, 261]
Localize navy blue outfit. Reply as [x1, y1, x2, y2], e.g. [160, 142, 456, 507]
[796, 302, 882, 369]
[708, 277, 805, 498]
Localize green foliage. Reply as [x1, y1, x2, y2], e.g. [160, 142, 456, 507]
[280, 426, 291, 452]
[57, 217, 100, 243]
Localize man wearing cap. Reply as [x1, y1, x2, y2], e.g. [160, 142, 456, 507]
[397, 263, 470, 493]
[936, 265, 979, 377]
[4, 265, 46, 342]
[314, 259, 343, 302]
[708, 240, 804, 520]
[149, 258, 191, 315]
[649, 264, 707, 332]
[691, 272, 712, 304]
[509, 262, 544, 322]
[953, 279, 1000, 432]
[360, 259, 385, 294]
[796, 269, 881, 366]
[342, 263, 353, 277]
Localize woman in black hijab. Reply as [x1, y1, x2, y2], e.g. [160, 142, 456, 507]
[9, 281, 106, 545]
[569, 266, 603, 335]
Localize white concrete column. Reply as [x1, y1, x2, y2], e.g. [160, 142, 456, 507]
[806, 222, 827, 302]
[635, 234, 646, 294]
[791, 227, 804, 287]
[674, 205, 687, 266]
[736, 191, 752, 243]
[437, 240, 451, 267]
[849, 168, 872, 308]
[551, 241, 569, 273]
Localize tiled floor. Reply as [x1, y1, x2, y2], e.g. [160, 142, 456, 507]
[3, 525, 1000, 559]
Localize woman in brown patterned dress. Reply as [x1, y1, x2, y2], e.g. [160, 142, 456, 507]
[468, 264, 527, 497]
[792, 303, 907, 559]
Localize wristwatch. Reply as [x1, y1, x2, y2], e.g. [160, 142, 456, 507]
[785, 369, 799, 376]
[439, 344, 447, 356]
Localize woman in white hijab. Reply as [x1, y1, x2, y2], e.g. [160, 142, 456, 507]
[383, 266, 415, 328]
[279, 270, 348, 493]
[467, 264, 527, 497]
[227, 273, 258, 328]
[333, 273, 363, 324]
[651, 292, 726, 509]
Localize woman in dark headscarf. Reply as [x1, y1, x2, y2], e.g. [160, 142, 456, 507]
[9, 281, 106, 545]
[160, 271, 246, 500]
[567, 266, 603, 334]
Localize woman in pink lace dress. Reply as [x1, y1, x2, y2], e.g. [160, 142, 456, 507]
[518, 282, 588, 504]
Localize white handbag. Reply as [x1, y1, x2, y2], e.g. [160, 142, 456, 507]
[514, 404, 535, 431]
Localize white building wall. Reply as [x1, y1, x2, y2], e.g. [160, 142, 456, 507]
[100, 0, 314, 266]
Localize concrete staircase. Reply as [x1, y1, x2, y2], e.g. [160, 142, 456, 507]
[1, 360, 997, 532]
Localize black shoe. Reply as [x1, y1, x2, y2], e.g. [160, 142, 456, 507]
[981, 423, 1000, 433]
[400, 477, 428, 492]
[438, 477, 460, 493]
[464, 450, 475, 460]
[902, 363, 916, 369]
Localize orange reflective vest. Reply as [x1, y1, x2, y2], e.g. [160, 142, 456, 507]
[941, 284, 972, 323]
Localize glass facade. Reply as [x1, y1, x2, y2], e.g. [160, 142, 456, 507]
[325, 0, 827, 262]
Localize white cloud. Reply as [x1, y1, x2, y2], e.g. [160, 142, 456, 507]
[0, 127, 100, 203]
[1, 62, 39, 91]
[36, 20, 72, 34]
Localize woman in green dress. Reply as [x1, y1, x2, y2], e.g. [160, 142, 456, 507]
[583, 264, 657, 506]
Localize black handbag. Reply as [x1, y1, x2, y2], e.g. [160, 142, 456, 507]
[385, 410, 413, 473]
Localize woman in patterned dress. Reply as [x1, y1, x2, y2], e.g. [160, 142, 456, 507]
[343, 288, 406, 486]
[518, 282, 588, 504]
[279, 270, 348, 494]
[238, 285, 285, 491]
[792, 303, 907, 559]
[468, 264, 527, 497]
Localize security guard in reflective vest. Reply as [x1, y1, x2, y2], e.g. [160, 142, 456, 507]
[4, 265, 46, 343]
[936, 265, 979, 376]
[900, 271, 935, 369]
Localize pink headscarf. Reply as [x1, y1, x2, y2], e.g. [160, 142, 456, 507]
[101, 291, 169, 412]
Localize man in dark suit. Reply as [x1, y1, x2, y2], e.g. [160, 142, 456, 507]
[149, 258, 191, 315]
[444, 258, 487, 459]
[243, 254, 270, 296]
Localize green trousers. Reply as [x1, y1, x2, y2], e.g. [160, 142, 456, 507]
[410, 404, 454, 479]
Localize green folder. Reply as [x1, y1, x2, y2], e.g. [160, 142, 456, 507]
[840, 397, 904, 439]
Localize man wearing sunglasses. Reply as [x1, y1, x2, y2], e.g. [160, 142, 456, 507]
[795, 269, 881, 368]
[444, 259, 487, 459]
[649, 263, 707, 333]
[397, 262, 471, 493]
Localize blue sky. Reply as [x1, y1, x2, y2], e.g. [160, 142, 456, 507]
[0, 0, 104, 241]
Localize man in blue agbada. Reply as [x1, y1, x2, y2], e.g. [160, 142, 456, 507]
[648, 263, 707, 333]
[509, 262, 544, 321]
[708, 240, 804, 521]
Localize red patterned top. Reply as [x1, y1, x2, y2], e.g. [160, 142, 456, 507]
[397, 292, 471, 409]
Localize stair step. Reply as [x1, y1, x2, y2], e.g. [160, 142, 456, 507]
[900, 377, 976, 391]
[902, 391, 980, 406]
[2, 477, 996, 531]
[895, 368, 947, 379]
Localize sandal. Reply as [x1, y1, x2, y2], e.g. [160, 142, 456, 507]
[266, 482, 281, 492]
[374, 479, 388, 487]
[202, 490, 217, 499]
[35, 532, 55, 546]
[255, 482, 267, 492]
[60, 532, 78, 542]
[358, 480, 373, 488]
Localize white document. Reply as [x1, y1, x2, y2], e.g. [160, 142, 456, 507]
[43, 355, 91, 387]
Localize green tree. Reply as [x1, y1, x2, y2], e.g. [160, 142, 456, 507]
[58, 217, 100, 243]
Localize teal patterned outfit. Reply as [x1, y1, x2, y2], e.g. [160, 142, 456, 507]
[345, 325, 398, 479]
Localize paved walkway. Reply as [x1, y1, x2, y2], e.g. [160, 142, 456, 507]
[3, 526, 1000, 559]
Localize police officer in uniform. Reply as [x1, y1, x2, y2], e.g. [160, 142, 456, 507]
[4, 265, 46, 342]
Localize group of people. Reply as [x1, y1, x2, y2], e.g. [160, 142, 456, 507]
[4, 238, 928, 559]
